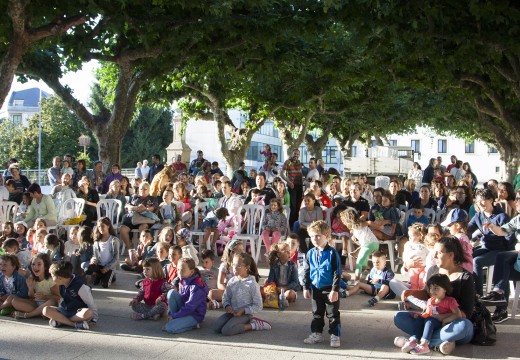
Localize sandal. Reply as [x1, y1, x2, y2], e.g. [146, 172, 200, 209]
[207, 299, 221, 310]
[13, 311, 28, 319]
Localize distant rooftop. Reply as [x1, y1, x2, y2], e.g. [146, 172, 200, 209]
[8, 87, 51, 107]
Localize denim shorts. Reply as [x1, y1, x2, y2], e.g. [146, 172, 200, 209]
[201, 217, 218, 231]
[56, 306, 81, 318]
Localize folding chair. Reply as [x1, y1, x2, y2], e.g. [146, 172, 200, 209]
[234, 204, 265, 264]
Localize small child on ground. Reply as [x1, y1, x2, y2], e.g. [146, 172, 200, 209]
[2, 238, 31, 276]
[213, 252, 271, 335]
[403, 224, 429, 289]
[261, 198, 287, 252]
[339, 208, 379, 280]
[267, 242, 300, 308]
[71, 226, 93, 276]
[45, 234, 65, 262]
[400, 274, 462, 355]
[200, 249, 218, 290]
[345, 251, 396, 306]
[42, 261, 97, 330]
[121, 229, 155, 272]
[176, 228, 199, 266]
[163, 257, 209, 333]
[64, 226, 81, 261]
[156, 242, 171, 268]
[0, 254, 29, 315]
[129, 258, 168, 320]
[85, 217, 120, 288]
[164, 245, 182, 282]
[33, 229, 47, 254]
[12, 253, 59, 319]
[303, 220, 341, 348]
[285, 233, 306, 288]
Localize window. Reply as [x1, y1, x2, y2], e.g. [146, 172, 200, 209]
[11, 114, 22, 125]
[488, 146, 498, 154]
[299, 145, 309, 164]
[351, 146, 357, 157]
[13, 100, 24, 106]
[410, 140, 420, 153]
[465, 141, 474, 153]
[323, 146, 339, 165]
[438, 139, 447, 153]
[388, 140, 397, 146]
[371, 139, 377, 148]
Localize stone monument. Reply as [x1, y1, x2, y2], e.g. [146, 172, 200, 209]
[166, 107, 191, 166]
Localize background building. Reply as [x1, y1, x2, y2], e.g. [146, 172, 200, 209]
[5, 87, 50, 126]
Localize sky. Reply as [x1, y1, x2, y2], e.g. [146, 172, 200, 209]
[0, 60, 98, 115]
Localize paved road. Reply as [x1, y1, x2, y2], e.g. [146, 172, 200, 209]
[1, 265, 519, 360]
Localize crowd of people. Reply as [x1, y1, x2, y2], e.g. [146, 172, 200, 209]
[1, 148, 520, 356]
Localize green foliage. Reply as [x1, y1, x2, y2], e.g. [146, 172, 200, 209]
[120, 106, 173, 167]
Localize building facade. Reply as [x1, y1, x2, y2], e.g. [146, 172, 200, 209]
[5, 87, 50, 126]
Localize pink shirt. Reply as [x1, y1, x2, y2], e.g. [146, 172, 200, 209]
[455, 233, 473, 273]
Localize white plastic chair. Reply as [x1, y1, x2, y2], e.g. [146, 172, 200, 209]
[0, 201, 19, 225]
[191, 202, 212, 253]
[234, 204, 265, 264]
[511, 280, 519, 320]
[50, 198, 85, 235]
[96, 199, 123, 253]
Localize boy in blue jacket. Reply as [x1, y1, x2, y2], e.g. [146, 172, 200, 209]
[0, 254, 29, 315]
[303, 220, 342, 348]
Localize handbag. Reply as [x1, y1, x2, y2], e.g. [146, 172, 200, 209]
[470, 297, 497, 345]
[131, 212, 156, 225]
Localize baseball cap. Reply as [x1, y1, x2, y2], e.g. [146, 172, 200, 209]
[441, 208, 468, 227]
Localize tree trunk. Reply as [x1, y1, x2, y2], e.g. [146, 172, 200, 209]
[279, 112, 314, 158]
[0, 33, 28, 109]
[336, 132, 360, 177]
[500, 144, 520, 183]
[304, 121, 333, 159]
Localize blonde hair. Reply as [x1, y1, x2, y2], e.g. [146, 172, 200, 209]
[339, 208, 361, 230]
[408, 223, 426, 242]
[307, 220, 331, 238]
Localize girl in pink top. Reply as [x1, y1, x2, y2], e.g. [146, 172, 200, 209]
[441, 209, 473, 273]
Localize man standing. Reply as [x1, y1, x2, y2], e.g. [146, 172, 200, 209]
[437, 156, 447, 174]
[148, 154, 164, 183]
[47, 156, 62, 187]
[189, 150, 206, 176]
[446, 155, 457, 173]
[210, 161, 224, 177]
[281, 149, 303, 226]
[304, 157, 320, 190]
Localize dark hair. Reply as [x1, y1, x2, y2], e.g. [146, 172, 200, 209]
[251, 188, 261, 195]
[50, 261, 73, 278]
[426, 273, 453, 295]
[268, 242, 290, 266]
[201, 249, 216, 261]
[437, 237, 468, 265]
[498, 182, 515, 201]
[1, 254, 20, 271]
[27, 183, 42, 194]
[211, 161, 218, 166]
[5, 179, 16, 187]
[45, 234, 65, 257]
[475, 188, 494, 201]
[235, 252, 260, 282]
[257, 172, 266, 180]
[215, 207, 230, 220]
[412, 203, 424, 211]
[29, 253, 52, 281]
[78, 226, 93, 247]
[170, 245, 182, 255]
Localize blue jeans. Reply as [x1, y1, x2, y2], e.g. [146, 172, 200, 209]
[165, 290, 199, 334]
[492, 250, 520, 301]
[473, 248, 500, 296]
[394, 311, 473, 346]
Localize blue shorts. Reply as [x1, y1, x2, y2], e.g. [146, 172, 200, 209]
[56, 306, 81, 319]
[201, 215, 218, 231]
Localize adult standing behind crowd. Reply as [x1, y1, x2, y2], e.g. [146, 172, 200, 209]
[281, 149, 303, 227]
[303, 158, 320, 190]
[189, 150, 206, 176]
[4, 163, 31, 204]
[468, 188, 513, 296]
[393, 237, 475, 355]
[421, 158, 436, 185]
[47, 156, 62, 187]
[408, 162, 423, 188]
[140, 160, 150, 180]
[23, 183, 57, 227]
[450, 160, 465, 181]
[148, 154, 164, 183]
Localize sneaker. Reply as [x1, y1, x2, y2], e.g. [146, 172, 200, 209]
[339, 289, 348, 298]
[304, 332, 324, 344]
[102, 270, 114, 288]
[394, 336, 408, 348]
[131, 312, 146, 320]
[438, 341, 455, 355]
[401, 338, 418, 353]
[492, 307, 509, 324]
[367, 297, 379, 307]
[330, 334, 341, 348]
[13, 311, 27, 319]
[250, 317, 272, 331]
[74, 321, 89, 330]
[49, 319, 63, 328]
[397, 301, 407, 311]
[152, 313, 161, 321]
[410, 343, 430, 355]
[480, 291, 507, 306]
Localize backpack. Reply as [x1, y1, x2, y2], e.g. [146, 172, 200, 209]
[470, 297, 497, 346]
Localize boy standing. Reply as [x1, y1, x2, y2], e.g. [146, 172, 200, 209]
[42, 261, 98, 330]
[303, 220, 341, 348]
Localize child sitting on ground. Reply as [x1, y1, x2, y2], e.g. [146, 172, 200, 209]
[71, 226, 93, 276]
[164, 245, 182, 282]
[42, 261, 97, 330]
[33, 228, 47, 254]
[302, 220, 341, 348]
[163, 257, 209, 334]
[403, 224, 429, 289]
[156, 242, 171, 268]
[121, 229, 155, 273]
[176, 228, 199, 266]
[200, 249, 218, 290]
[45, 234, 65, 262]
[85, 217, 120, 288]
[285, 233, 306, 288]
[339, 208, 379, 281]
[344, 251, 396, 307]
[0, 254, 29, 316]
[2, 238, 31, 276]
[64, 226, 81, 261]
[400, 274, 462, 355]
[129, 258, 168, 320]
[213, 252, 271, 335]
[267, 242, 300, 308]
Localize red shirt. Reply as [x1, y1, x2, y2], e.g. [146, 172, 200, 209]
[422, 296, 459, 318]
[172, 162, 187, 173]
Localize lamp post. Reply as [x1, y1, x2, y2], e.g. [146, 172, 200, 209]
[37, 87, 42, 184]
[78, 134, 91, 155]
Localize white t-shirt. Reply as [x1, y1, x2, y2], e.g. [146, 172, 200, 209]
[0, 186, 9, 201]
[352, 226, 379, 247]
[97, 241, 112, 266]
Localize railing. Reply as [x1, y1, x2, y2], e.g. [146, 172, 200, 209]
[5, 168, 137, 186]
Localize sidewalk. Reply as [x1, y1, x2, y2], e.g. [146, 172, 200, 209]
[1, 266, 519, 360]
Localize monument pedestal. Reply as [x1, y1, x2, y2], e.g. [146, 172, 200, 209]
[166, 108, 191, 168]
